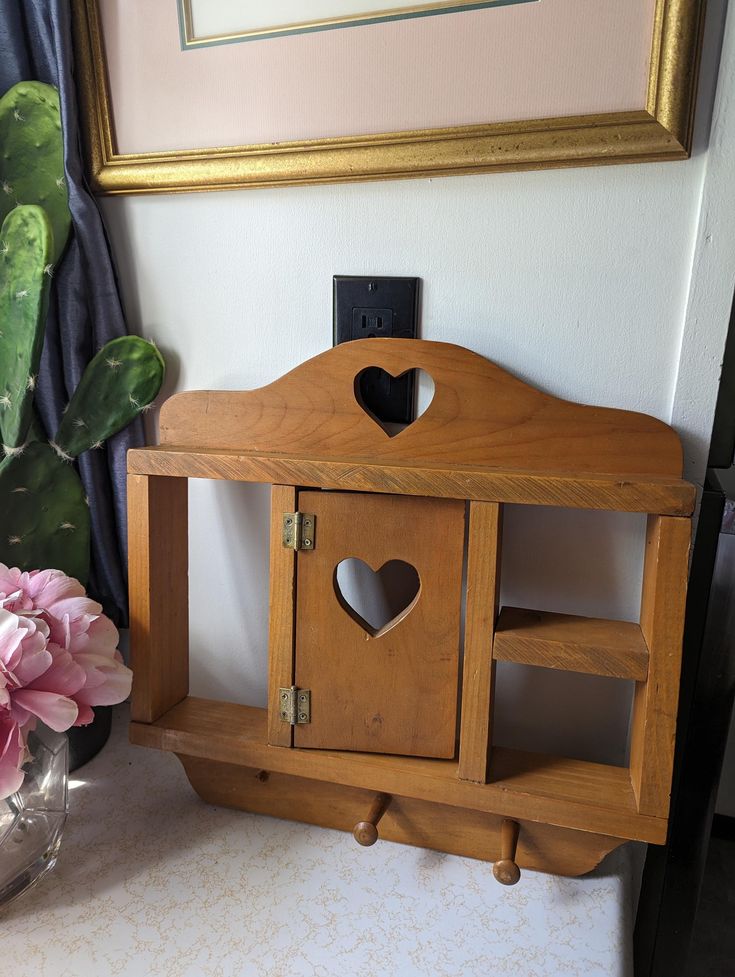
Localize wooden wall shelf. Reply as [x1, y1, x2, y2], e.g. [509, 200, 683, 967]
[128, 339, 692, 883]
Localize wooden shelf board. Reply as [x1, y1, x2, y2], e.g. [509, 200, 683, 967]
[494, 606, 649, 681]
[129, 696, 667, 844]
[127, 447, 695, 516]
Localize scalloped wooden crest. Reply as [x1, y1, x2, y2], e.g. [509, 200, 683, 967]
[159, 339, 683, 478]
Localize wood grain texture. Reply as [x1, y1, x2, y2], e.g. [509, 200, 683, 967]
[127, 474, 189, 723]
[293, 491, 465, 758]
[458, 501, 502, 783]
[493, 606, 649, 681]
[127, 448, 696, 516]
[130, 697, 668, 843]
[178, 754, 625, 878]
[158, 340, 684, 477]
[267, 485, 297, 747]
[630, 515, 691, 817]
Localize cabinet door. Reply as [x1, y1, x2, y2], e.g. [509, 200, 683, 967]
[294, 491, 465, 758]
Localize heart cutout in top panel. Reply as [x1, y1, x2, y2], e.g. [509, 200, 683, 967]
[334, 558, 421, 637]
[354, 367, 435, 437]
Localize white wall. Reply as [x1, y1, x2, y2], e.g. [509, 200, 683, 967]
[101, 1, 735, 768]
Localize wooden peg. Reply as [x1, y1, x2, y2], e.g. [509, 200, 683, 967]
[353, 793, 392, 846]
[493, 818, 521, 885]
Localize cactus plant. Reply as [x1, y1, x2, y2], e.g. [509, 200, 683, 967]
[0, 81, 165, 584]
[0, 205, 54, 451]
[0, 442, 91, 583]
[0, 81, 70, 265]
[0, 331, 164, 581]
[55, 336, 165, 459]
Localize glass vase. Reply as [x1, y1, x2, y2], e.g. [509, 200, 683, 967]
[0, 724, 69, 908]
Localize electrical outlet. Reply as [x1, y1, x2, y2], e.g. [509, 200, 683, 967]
[333, 276, 420, 424]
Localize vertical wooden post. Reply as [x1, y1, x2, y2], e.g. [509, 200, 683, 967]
[458, 501, 503, 782]
[128, 474, 189, 724]
[267, 485, 298, 747]
[630, 514, 690, 816]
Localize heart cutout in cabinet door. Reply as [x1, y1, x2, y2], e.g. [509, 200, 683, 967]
[354, 367, 435, 437]
[334, 558, 421, 637]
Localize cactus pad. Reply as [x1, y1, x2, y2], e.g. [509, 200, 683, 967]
[55, 336, 165, 459]
[0, 442, 90, 583]
[0, 81, 70, 266]
[0, 206, 53, 451]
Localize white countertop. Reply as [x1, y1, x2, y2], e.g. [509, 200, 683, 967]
[3, 706, 642, 977]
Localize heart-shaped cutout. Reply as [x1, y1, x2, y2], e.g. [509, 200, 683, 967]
[334, 558, 421, 637]
[354, 367, 435, 437]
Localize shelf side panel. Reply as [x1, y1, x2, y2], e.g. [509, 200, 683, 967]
[459, 501, 502, 782]
[267, 485, 297, 747]
[630, 515, 690, 816]
[128, 473, 189, 723]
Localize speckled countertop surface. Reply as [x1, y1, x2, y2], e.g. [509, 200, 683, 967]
[2, 707, 643, 977]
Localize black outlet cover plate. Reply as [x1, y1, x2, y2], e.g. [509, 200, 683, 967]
[333, 276, 420, 424]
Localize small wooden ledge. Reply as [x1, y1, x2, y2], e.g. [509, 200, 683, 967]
[493, 607, 650, 681]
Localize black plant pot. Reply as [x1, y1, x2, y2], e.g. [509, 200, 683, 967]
[67, 705, 112, 771]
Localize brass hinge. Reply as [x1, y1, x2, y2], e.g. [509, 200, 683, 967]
[282, 512, 316, 550]
[279, 686, 311, 725]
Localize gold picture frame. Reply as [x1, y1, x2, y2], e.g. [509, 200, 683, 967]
[71, 0, 706, 196]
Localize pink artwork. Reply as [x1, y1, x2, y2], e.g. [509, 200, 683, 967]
[99, 0, 656, 153]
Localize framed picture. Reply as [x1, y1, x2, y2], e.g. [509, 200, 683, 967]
[72, 0, 706, 194]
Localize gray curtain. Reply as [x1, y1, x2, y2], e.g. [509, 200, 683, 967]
[1, 0, 143, 624]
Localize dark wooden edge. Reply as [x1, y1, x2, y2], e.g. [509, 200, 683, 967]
[634, 478, 735, 975]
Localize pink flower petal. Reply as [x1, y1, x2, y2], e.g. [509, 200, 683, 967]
[0, 609, 25, 666]
[10, 642, 52, 687]
[72, 703, 95, 726]
[72, 653, 132, 706]
[12, 689, 78, 732]
[0, 760, 24, 798]
[46, 596, 102, 622]
[0, 565, 25, 602]
[86, 614, 119, 650]
[26, 568, 85, 608]
[29, 643, 86, 697]
[0, 715, 25, 800]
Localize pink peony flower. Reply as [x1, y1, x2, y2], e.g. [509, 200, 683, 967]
[0, 565, 132, 729]
[0, 565, 133, 800]
[0, 608, 82, 731]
